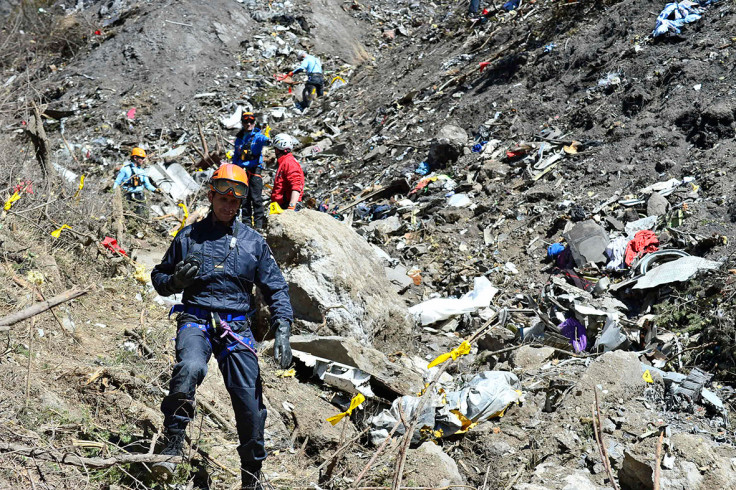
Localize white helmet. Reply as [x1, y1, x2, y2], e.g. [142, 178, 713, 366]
[273, 133, 294, 151]
[296, 50, 307, 59]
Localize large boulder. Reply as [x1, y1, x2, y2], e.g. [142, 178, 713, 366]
[267, 210, 413, 350]
[403, 442, 464, 488]
[427, 124, 468, 169]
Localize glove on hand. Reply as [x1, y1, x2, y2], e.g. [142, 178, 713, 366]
[171, 258, 200, 291]
[272, 319, 292, 368]
[287, 71, 294, 77]
[263, 125, 272, 138]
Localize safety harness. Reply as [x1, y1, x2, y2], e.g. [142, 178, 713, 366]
[170, 305, 257, 361]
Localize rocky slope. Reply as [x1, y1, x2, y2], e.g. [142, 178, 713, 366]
[0, 0, 735, 489]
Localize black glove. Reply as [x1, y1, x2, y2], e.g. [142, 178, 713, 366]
[170, 257, 200, 291]
[272, 319, 292, 368]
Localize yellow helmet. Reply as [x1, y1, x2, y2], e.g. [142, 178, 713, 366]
[131, 147, 146, 158]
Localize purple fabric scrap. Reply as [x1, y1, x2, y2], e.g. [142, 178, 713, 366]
[559, 317, 587, 353]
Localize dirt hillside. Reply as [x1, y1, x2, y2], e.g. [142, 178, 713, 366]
[1, 0, 735, 489]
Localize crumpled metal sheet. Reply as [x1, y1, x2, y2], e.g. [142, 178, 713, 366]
[633, 256, 721, 289]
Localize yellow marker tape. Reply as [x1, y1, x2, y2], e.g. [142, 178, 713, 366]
[451, 410, 478, 434]
[170, 203, 190, 237]
[74, 175, 85, 198]
[50, 224, 71, 238]
[427, 340, 471, 369]
[269, 202, 284, 215]
[3, 191, 21, 211]
[326, 393, 366, 426]
[276, 368, 296, 378]
[642, 370, 654, 384]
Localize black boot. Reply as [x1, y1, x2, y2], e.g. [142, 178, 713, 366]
[152, 431, 185, 481]
[241, 466, 264, 490]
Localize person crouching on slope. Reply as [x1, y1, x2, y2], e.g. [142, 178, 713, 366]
[270, 133, 304, 212]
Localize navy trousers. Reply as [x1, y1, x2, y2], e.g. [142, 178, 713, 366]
[161, 315, 267, 469]
[243, 171, 265, 229]
[469, 0, 480, 13]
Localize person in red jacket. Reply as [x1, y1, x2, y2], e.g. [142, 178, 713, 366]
[270, 133, 304, 210]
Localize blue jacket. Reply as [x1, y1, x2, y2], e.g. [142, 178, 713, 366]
[293, 54, 322, 75]
[113, 161, 156, 194]
[233, 128, 270, 171]
[151, 214, 293, 324]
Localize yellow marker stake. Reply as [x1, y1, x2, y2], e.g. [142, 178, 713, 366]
[74, 175, 85, 199]
[642, 370, 654, 384]
[3, 191, 21, 211]
[269, 202, 284, 215]
[427, 340, 472, 369]
[170, 203, 190, 237]
[326, 393, 366, 426]
[50, 224, 72, 238]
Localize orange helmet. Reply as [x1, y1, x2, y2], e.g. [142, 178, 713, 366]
[131, 147, 146, 158]
[210, 164, 248, 198]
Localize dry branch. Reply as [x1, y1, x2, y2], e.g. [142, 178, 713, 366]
[0, 442, 182, 469]
[112, 187, 125, 243]
[26, 102, 53, 181]
[0, 286, 90, 327]
[199, 398, 236, 434]
[653, 429, 664, 490]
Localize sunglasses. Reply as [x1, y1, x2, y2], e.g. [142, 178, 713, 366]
[242, 117, 255, 124]
[211, 178, 247, 198]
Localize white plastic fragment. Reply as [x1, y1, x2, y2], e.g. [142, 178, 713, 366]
[408, 276, 498, 325]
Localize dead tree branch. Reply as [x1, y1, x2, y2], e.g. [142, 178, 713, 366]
[0, 442, 182, 469]
[0, 286, 90, 329]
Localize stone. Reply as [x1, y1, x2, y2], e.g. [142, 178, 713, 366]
[267, 210, 413, 350]
[284, 335, 424, 397]
[561, 351, 646, 413]
[427, 124, 468, 168]
[364, 215, 403, 238]
[623, 208, 640, 222]
[384, 264, 413, 290]
[511, 345, 556, 370]
[403, 442, 464, 488]
[262, 374, 357, 450]
[646, 192, 669, 216]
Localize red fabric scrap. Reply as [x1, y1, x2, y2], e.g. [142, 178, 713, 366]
[126, 107, 136, 121]
[13, 180, 33, 194]
[624, 230, 659, 266]
[102, 236, 128, 256]
[479, 61, 491, 73]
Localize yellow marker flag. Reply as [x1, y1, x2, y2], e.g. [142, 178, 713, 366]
[170, 203, 190, 237]
[74, 175, 85, 198]
[326, 393, 366, 426]
[50, 224, 71, 238]
[3, 191, 21, 211]
[642, 370, 654, 384]
[269, 202, 284, 215]
[427, 340, 472, 369]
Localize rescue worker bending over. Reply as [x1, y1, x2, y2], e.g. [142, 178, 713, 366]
[288, 50, 324, 110]
[112, 147, 158, 201]
[233, 111, 271, 230]
[270, 134, 304, 211]
[151, 164, 293, 490]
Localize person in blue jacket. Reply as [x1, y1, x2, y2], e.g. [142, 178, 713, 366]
[112, 147, 158, 201]
[233, 111, 271, 230]
[150, 164, 293, 490]
[288, 51, 324, 110]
